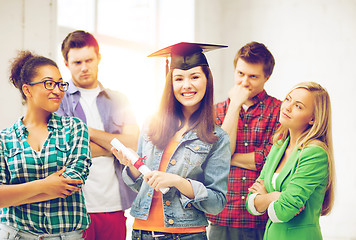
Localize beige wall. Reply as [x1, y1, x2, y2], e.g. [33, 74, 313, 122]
[0, 0, 57, 129]
[194, 0, 355, 239]
[0, 0, 355, 239]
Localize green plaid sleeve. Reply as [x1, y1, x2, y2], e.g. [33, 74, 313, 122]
[0, 138, 6, 184]
[61, 117, 91, 183]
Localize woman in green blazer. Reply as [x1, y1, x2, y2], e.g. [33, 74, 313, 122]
[246, 82, 335, 240]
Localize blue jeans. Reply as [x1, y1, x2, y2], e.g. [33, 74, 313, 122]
[132, 229, 207, 240]
[0, 224, 84, 240]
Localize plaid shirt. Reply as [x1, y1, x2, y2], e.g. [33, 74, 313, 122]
[0, 114, 91, 234]
[208, 90, 281, 229]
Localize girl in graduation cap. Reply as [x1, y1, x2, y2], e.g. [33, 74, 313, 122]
[112, 42, 231, 240]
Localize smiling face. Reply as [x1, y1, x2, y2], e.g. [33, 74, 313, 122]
[172, 66, 207, 117]
[24, 65, 64, 113]
[280, 88, 315, 134]
[65, 46, 100, 89]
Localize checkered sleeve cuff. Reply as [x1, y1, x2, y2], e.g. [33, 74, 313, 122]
[62, 169, 83, 187]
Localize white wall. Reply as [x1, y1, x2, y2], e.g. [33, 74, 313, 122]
[0, 0, 57, 129]
[195, 0, 355, 239]
[194, 0, 228, 101]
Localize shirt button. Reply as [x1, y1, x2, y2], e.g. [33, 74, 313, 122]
[168, 219, 174, 225]
[242, 176, 246, 181]
[165, 201, 171, 206]
[244, 142, 248, 147]
[241, 196, 245, 200]
[170, 159, 176, 165]
[244, 124, 248, 127]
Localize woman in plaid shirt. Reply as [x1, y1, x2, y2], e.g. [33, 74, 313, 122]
[0, 51, 91, 239]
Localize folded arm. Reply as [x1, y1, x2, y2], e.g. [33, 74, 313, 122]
[0, 167, 82, 208]
[184, 132, 231, 215]
[89, 124, 140, 157]
[267, 147, 328, 222]
[61, 119, 92, 182]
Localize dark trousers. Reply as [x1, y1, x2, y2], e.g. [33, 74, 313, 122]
[132, 229, 207, 240]
[207, 222, 264, 240]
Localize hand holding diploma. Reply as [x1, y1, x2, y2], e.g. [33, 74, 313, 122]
[111, 138, 169, 194]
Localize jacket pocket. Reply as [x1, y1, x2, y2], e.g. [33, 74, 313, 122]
[287, 224, 321, 240]
[184, 143, 210, 166]
[6, 147, 23, 158]
[55, 138, 71, 166]
[55, 140, 70, 152]
[4, 147, 24, 182]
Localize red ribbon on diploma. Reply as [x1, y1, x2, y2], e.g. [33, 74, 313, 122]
[134, 156, 147, 169]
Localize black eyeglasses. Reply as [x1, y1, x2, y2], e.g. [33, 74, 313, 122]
[28, 80, 69, 92]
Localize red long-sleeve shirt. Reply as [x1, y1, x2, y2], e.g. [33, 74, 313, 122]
[208, 90, 281, 229]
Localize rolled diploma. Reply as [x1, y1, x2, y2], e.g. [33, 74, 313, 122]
[111, 138, 169, 194]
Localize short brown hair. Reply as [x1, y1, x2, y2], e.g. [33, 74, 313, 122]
[61, 30, 99, 61]
[233, 42, 275, 78]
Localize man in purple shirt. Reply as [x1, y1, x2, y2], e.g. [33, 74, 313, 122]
[56, 30, 139, 240]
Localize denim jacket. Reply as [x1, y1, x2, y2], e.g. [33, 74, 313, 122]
[122, 126, 231, 228]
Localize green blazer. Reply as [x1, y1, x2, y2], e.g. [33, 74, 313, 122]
[246, 137, 329, 240]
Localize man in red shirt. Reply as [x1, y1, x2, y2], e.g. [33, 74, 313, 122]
[208, 42, 281, 240]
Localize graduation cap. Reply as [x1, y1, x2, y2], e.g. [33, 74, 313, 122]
[148, 42, 227, 74]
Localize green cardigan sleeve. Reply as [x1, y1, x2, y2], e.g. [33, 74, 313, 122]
[268, 146, 328, 222]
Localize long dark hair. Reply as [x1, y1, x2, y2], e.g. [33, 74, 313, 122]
[148, 66, 218, 150]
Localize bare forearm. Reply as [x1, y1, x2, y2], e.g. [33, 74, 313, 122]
[221, 102, 241, 154]
[0, 180, 44, 208]
[254, 194, 271, 212]
[175, 177, 195, 199]
[0, 168, 82, 208]
[231, 152, 257, 171]
[254, 192, 280, 213]
[143, 172, 195, 199]
[16, 193, 53, 205]
[126, 165, 142, 180]
[91, 142, 112, 158]
[89, 125, 140, 151]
